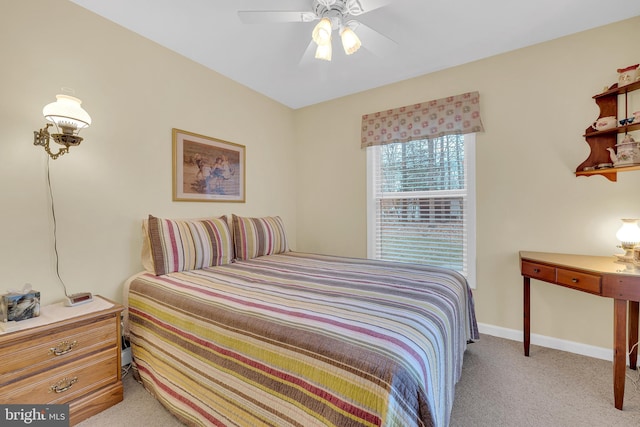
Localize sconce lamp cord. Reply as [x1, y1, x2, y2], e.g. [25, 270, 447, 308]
[46, 157, 70, 298]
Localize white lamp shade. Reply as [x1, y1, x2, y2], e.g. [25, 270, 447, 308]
[315, 42, 332, 61]
[312, 18, 332, 46]
[43, 94, 92, 131]
[340, 27, 361, 55]
[616, 219, 640, 244]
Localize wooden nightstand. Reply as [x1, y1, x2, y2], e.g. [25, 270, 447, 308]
[0, 296, 124, 425]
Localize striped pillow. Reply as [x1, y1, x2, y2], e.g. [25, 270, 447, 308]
[232, 215, 289, 260]
[147, 215, 233, 275]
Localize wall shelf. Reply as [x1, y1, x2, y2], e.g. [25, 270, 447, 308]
[575, 164, 640, 182]
[576, 80, 640, 182]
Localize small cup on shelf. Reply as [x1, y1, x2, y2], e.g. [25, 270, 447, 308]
[592, 116, 617, 131]
[617, 64, 640, 87]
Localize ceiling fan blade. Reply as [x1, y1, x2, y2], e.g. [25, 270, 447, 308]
[237, 10, 317, 24]
[353, 21, 397, 57]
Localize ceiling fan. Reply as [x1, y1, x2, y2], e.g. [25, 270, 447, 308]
[238, 0, 396, 62]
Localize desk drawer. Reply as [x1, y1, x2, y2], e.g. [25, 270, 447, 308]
[557, 269, 601, 294]
[521, 261, 555, 282]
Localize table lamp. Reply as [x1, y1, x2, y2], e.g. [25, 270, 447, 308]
[615, 218, 640, 261]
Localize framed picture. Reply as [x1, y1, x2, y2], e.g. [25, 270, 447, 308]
[173, 128, 245, 202]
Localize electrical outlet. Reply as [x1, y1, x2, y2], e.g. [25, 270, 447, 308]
[121, 347, 132, 366]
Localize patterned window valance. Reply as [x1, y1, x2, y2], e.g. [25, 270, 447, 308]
[361, 91, 484, 148]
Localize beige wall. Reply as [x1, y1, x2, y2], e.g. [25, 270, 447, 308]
[295, 16, 640, 351]
[3, 0, 639, 353]
[0, 0, 297, 305]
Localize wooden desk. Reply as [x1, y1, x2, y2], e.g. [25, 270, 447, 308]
[519, 251, 640, 410]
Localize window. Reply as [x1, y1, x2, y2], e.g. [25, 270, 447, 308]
[367, 134, 476, 288]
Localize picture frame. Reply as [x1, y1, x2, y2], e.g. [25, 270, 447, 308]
[173, 128, 246, 202]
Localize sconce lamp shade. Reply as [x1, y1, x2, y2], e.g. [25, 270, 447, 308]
[340, 26, 361, 55]
[312, 18, 332, 46]
[43, 94, 91, 134]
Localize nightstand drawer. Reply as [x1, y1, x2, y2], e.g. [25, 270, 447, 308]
[0, 317, 117, 381]
[521, 261, 555, 282]
[0, 348, 118, 405]
[557, 269, 601, 294]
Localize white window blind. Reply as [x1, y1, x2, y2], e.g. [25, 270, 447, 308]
[367, 134, 476, 287]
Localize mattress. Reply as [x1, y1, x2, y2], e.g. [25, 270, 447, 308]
[128, 252, 478, 427]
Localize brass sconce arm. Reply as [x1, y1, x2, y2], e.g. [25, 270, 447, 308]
[33, 123, 78, 160]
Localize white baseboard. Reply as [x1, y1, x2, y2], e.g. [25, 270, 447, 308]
[477, 322, 614, 362]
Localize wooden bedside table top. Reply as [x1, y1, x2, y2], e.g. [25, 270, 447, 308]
[0, 295, 123, 337]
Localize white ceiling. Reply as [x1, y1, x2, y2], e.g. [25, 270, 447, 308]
[70, 0, 640, 109]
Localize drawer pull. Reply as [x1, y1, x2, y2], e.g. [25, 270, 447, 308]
[50, 377, 78, 393]
[572, 278, 579, 283]
[533, 268, 540, 273]
[49, 340, 78, 356]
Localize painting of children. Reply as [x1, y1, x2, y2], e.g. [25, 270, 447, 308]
[173, 129, 245, 202]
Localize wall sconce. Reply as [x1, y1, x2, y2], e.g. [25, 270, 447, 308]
[33, 91, 95, 306]
[33, 93, 91, 159]
[615, 218, 640, 261]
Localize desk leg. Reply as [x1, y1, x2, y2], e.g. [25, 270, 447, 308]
[524, 277, 530, 357]
[613, 298, 627, 410]
[630, 301, 639, 370]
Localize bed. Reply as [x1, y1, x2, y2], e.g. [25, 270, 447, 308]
[126, 214, 478, 427]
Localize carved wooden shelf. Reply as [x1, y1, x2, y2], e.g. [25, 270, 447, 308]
[575, 164, 640, 182]
[576, 80, 640, 182]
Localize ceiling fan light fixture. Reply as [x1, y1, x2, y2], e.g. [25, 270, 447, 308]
[312, 17, 332, 45]
[340, 26, 361, 55]
[315, 42, 332, 61]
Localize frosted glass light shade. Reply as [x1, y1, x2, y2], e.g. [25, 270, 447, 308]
[340, 27, 361, 55]
[312, 18, 332, 46]
[315, 42, 332, 61]
[43, 94, 92, 133]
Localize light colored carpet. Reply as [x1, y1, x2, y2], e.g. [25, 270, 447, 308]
[78, 334, 640, 426]
[450, 335, 640, 426]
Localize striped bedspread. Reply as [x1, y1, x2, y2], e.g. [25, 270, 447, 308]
[128, 252, 478, 427]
